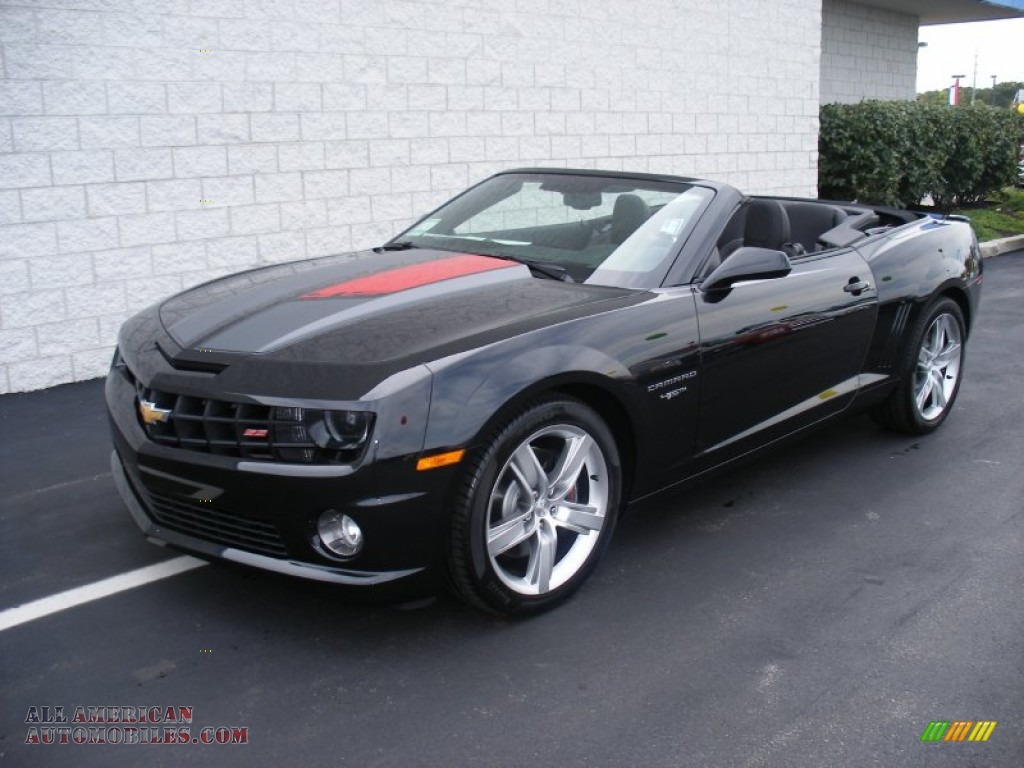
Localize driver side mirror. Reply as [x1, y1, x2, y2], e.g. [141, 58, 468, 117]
[702, 247, 792, 293]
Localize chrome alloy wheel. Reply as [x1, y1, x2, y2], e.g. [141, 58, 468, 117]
[485, 424, 609, 596]
[914, 312, 962, 422]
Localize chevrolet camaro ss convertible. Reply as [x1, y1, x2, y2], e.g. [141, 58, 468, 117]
[107, 168, 983, 614]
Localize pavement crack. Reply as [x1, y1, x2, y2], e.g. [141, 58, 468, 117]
[4, 473, 111, 504]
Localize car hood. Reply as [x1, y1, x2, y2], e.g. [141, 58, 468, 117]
[158, 249, 641, 366]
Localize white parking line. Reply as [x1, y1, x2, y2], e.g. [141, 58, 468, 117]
[0, 556, 208, 632]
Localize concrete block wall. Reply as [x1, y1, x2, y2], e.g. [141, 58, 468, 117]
[820, 0, 918, 104]
[0, 0, 822, 393]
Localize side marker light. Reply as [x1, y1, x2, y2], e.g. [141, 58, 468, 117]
[416, 449, 465, 471]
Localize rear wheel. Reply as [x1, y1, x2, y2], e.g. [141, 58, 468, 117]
[872, 297, 965, 435]
[447, 397, 621, 615]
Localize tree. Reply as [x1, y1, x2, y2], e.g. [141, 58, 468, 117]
[917, 81, 1024, 108]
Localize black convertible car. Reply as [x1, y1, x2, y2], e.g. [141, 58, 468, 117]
[107, 169, 983, 614]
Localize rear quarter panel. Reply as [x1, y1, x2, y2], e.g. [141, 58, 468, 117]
[854, 217, 982, 379]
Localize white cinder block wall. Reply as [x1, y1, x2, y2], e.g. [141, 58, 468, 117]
[0, 0, 822, 393]
[820, 0, 918, 104]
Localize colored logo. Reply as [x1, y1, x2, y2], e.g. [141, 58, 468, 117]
[921, 720, 997, 742]
[138, 399, 172, 426]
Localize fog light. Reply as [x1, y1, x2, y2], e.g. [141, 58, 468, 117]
[317, 510, 363, 557]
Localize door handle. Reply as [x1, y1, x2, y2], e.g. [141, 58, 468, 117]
[843, 278, 871, 294]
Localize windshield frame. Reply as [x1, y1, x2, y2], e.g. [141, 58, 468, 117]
[391, 170, 716, 290]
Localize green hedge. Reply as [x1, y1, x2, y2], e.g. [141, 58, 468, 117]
[819, 101, 1024, 209]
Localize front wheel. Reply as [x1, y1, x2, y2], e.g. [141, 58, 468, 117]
[447, 397, 622, 615]
[872, 297, 966, 435]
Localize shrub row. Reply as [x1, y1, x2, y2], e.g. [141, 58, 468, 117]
[819, 101, 1024, 209]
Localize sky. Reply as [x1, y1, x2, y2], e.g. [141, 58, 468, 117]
[916, 17, 1024, 93]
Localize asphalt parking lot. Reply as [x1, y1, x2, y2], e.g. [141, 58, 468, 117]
[1, 251, 1022, 768]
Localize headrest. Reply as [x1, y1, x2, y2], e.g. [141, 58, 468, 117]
[744, 199, 791, 250]
[610, 194, 651, 244]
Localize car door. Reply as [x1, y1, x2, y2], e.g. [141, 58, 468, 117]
[693, 247, 878, 459]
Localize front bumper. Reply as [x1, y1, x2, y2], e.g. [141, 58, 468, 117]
[107, 367, 454, 587]
[110, 450, 423, 585]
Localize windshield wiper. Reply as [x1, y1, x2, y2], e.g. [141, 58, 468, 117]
[373, 241, 417, 253]
[490, 254, 574, 283]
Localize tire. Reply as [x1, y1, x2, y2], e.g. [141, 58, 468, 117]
[447, 397, 622, 616]
[871, 297, 966, 435]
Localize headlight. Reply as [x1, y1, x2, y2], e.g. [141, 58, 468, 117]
[313, 411, 371, 450]
[272, 407, 374, 463]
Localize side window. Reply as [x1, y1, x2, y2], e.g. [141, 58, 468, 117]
[784, 202, 852, 254]
[708, 199, 842, 273]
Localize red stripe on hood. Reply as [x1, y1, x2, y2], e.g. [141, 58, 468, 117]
[302, 254, 516, 298]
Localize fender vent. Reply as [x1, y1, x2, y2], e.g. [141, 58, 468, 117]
[879, 302, 912, 369]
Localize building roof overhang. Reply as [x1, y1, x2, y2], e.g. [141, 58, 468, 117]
[863, 0, 1024, 24]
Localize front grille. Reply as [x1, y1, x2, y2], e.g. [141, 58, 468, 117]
[122, 364, 365, 464]
[145, 489, 288, 557]
[139, 384, 287, 460]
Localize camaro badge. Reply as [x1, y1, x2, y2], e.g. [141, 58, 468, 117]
[138, 399, 172, 425]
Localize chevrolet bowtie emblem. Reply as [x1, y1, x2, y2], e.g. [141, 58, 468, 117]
[138, 399, 172, 425]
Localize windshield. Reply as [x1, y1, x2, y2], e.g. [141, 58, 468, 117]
[395, 173, 714, 288]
